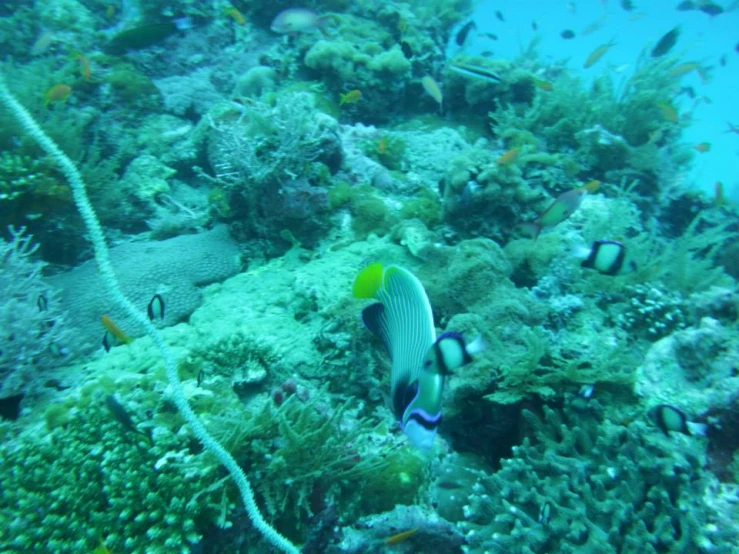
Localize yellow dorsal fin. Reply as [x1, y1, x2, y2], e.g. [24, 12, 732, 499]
[352, 262, 384, 298]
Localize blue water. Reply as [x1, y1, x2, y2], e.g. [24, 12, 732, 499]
[454, 0, 739, 202]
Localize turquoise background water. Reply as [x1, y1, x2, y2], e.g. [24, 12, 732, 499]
[453, 0, 739, 202]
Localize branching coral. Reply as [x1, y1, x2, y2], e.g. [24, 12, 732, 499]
[641, 214, 737, 295]
[204, 389, 424, 540]
[0, 381, 224, 553]
[206, 92, 339, 189]
[0, 226, 72, 400]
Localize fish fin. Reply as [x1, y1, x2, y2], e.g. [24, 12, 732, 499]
[466, 334, 486, 356]
[361, 303, 386, 340]
[394, 378, 419, 419]
[173, 16, 194, 31]
[353, 262, 384, 298]
[686, 421, 709, 437]
[571, 242, 593, 261]
[515, 222, 540, 239]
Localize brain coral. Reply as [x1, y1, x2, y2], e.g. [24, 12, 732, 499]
[46, 226, 241, 351]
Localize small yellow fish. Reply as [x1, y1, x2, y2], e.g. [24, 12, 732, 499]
[584, 40, 616, 69]
[30, 30, 55, 56]
[648, 128, 665, 144]
[693, 142, 711, 153]
[339, 89, 362, 106]
[656, 101, 678, 122]
[44, 83, 72, 107]
[581, 15, 609, 36]
[69, 49, 91, 81]
[377, 136, 388, 154]
[497, 147, 520, 166]
[100, 314, 133, 346]
[533, 78, 553, 91]
[421, 76, 443, 111]
[224, 5, 246, 25]
[668, 62, 700, 78]
[582, 180, 600, 193]
[385, 527, 419, 545]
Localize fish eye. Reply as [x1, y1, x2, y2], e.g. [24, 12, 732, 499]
[423, 360, 432, 367]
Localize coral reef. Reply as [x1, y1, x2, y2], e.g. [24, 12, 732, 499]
[0, 1, 737, 553]
[433, 401, 737, 554]
[0, 227, 72, 400]
[0, 377, 224, 553]
[46, 226, 241, 351]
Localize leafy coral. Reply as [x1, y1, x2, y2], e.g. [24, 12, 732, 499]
[434, 402, 734, 553]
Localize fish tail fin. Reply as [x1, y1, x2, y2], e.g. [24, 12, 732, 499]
[516, 222, 541, 239]
[174, 16, 194, 31]
[466, 334, 486, 356]
[571, 241, 592, 261]
[686, 421, 709, 437]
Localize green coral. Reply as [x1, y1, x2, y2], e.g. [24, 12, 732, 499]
[614, 284, 688, 340]
[484, 56, 692, 194]
[350, 190, 397, 238]
[179, 331, 276, 395]
[327, 183, 398, 238]
[483, 326, 635, 405]
[400, 188, 443, 228]
[106, 65, 161, 110]
[440, 402, 733, 553]
[640, 214, 737, 295]
[362, 134, 407, 170]
[0, 151, 50, 201]
[0, 379, 223, 553]
[327, 180, 354, 209]
[206, 389, 420, 540]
